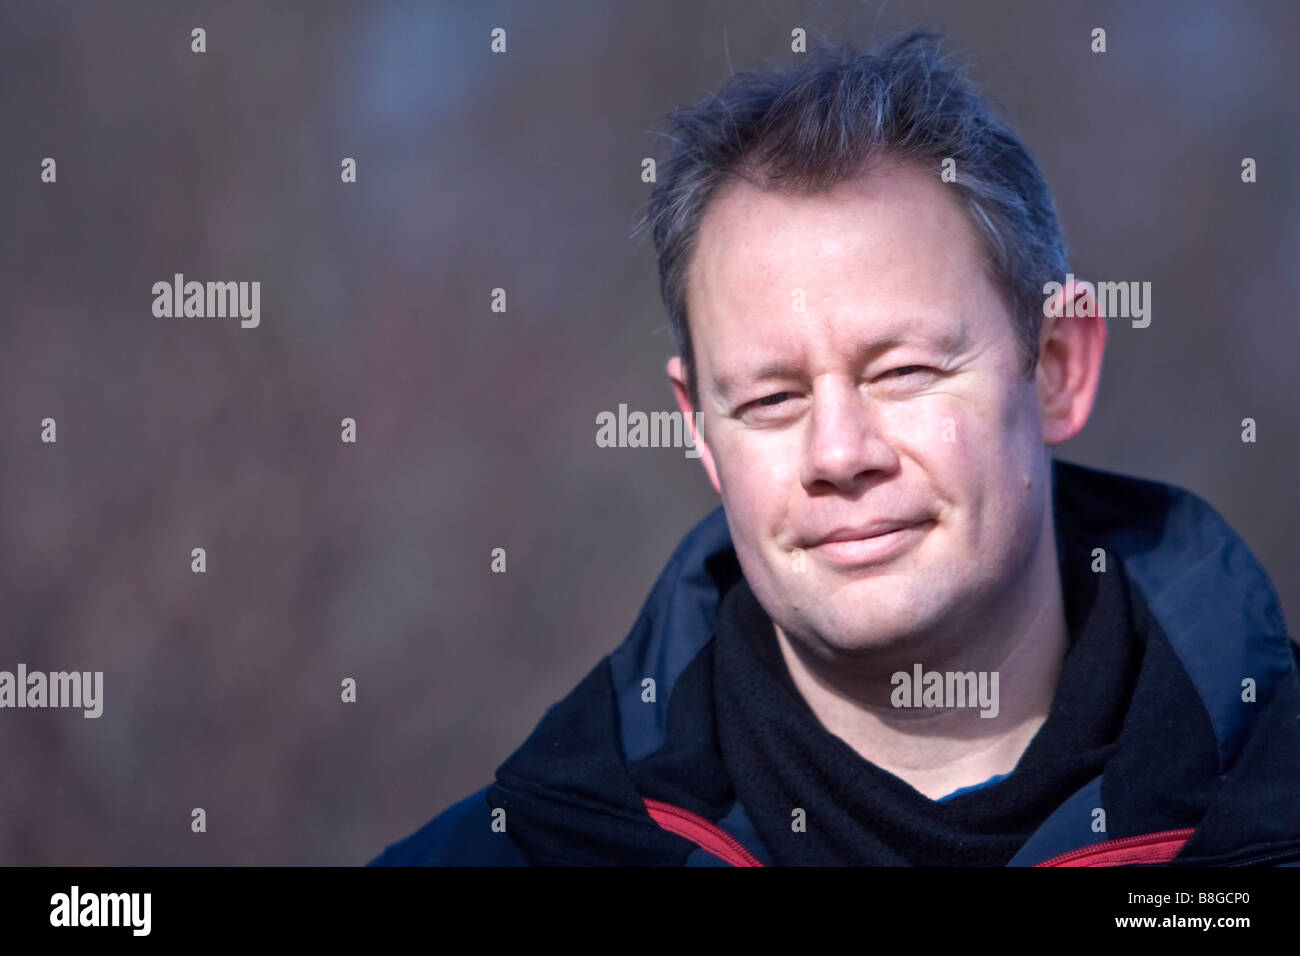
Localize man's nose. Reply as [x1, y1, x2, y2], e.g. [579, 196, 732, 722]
[799, 380, 899, 493]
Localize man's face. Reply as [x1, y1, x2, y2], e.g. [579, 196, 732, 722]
[680, 160, 1055, 662]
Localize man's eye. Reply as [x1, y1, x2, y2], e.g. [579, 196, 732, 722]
[890, 366, 929, 377]
[757, 392, 789, 406]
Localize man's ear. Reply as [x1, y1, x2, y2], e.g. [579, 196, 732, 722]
[667, 356, 723, 495]
[1036, 277, 1108, 446]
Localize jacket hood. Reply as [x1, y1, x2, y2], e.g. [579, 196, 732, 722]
[485, 458, 1299, 866]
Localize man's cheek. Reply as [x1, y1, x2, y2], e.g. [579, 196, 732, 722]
[717, 445, 774, 507]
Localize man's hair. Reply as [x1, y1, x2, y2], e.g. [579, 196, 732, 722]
[637, 30, 1070, 409]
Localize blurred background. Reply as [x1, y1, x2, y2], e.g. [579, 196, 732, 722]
[0, 0, 1295, 864]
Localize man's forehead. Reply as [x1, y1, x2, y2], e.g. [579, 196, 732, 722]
[697, 161, 964, 254]
[688, 248, 980, 359]
[689, 169, 986, 320]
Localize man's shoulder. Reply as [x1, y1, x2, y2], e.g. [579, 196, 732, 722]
[1054, 458, 1288, 633]
[368, 785, 530, 866]
[369, 509, 738, 867]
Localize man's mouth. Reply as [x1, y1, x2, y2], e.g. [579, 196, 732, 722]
[804, 519, 934, 567]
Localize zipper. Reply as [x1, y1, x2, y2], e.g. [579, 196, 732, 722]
[643, 803, 1298, 868]
[1035, 828, 1196, 867]
[643, 797, 766, 867]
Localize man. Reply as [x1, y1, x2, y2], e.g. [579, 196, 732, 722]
[371, 32, 1298, 866]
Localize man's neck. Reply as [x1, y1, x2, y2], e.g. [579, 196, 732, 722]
[770, 529, 1070, 801]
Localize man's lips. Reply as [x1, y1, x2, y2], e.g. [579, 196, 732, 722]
[801, 518, 934, 566]
[806, 518, 930, 546]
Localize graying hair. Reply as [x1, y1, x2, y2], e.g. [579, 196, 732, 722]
[635, 31, 1069, 407]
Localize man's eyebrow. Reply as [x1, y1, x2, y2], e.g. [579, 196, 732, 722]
[881, 321, 970, 354]
[722, 360, 801, 386]
[713, 362, 804, 402]
[712, 323, 969, 400]
[847, 323, 972, 364]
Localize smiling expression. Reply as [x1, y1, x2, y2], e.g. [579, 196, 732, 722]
[677, 159, 1057, 662]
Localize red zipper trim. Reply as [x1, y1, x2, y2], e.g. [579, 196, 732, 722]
[1034, 828, 1196, 867]
[645, 796, 1194, 868]
[643, 798, 766, 867]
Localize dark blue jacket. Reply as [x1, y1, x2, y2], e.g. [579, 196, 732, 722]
[371, 459, 1300, 866]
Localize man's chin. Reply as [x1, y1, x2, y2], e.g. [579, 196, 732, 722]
[782, 575, 947, 633]
[775, 614, 932, 667]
